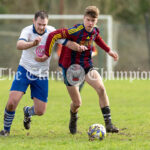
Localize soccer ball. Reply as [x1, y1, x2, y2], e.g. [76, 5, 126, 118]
[88, 124, 106, 141]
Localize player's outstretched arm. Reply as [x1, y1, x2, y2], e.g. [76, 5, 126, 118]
[94, 34, 110, 53]
[35, 43, 88, 62]
[95, 34, 119, 61]
[45, 28, 69, 57]
[16, 36, 42, 50]
[108, 50, 119, 61]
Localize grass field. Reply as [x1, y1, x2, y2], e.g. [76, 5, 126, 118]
[0, 79, 150, 150]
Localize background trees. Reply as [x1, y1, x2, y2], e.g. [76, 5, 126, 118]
[0, 0, 150, 70]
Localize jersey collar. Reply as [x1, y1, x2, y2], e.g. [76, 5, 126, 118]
[32, 24, 47, 36]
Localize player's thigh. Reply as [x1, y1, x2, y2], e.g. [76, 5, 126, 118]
[10, 65, 30, 93]
[7, 65, 30, 110]
[30, 78, 48, 103]
[31, 78, 48, 114]
[85, 69, 105, 90]
[66, 86, 82, 104]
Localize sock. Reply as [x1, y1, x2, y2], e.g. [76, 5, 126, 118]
[25, 106, 35, 117]
[70, 110, 78, 118]
[101, 106, 111, 125]
[4, 108, 15, 132]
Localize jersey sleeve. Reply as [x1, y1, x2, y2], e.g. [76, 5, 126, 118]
[45, 28, 70, 57]
[94, 28, 110, 53]
[58, 25, 82, 46]
[18, 27, 30, 42]
[67, 25, 82, 36]
[47, 26, 66, 47]
[56, 39, 66, 44]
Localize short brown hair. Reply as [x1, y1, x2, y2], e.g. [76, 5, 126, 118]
[84, 6, 99, 18]
[34, 11, 48, 20]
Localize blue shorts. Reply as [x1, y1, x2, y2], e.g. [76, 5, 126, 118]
[10, 65, 48, 103]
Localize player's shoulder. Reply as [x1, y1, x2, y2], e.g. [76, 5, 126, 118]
[73, 23, 83, 28]
[46, 25, 56, 33]
[22, 25, 33, 32]
[71, 23, 84, 30]
[68, 23, 84, 34]
[94, 26, 100, 33]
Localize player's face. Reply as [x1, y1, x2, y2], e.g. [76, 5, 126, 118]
[33, 17, 48, 34]
[83, 15, 98, 32]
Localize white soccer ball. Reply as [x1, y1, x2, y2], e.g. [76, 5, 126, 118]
[88, 124, 106, 140]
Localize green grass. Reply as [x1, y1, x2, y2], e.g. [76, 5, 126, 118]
[0, 79, 150, 150]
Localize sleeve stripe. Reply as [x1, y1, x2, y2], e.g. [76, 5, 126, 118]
[48, 33, 62, 56]
[68, 25, 84, 35]
[18, 38, 27, 41]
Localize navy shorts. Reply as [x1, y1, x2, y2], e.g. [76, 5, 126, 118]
[10, 65, 48, 103]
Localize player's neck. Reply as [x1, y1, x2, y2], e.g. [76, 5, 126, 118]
[85, 27, 93, 33]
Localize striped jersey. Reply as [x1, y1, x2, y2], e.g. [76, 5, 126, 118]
[45, 24, 110, 69]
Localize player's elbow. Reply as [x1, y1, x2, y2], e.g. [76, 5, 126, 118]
[16, 42, 23, 50]
[16, 45, 21, 50]
[16, 40, 26, 50]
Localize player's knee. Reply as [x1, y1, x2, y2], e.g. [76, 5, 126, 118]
[7, 96, 18, 111]
[97, 86, 106, 96]
[7, 101, 16, 111]
[73, 101, 82, 109]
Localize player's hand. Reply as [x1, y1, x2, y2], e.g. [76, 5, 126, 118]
[108, 50, 119, 61]
[78, 45, 88, 52]
[33, 36, 42, 46]
[35, 54, 48, 62]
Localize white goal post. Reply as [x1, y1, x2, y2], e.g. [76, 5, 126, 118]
[0, 14, 113, 75]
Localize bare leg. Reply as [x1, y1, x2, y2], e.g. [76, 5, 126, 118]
[85, 69, 119, 133]
[6, 91, 24, 111]
[0, 91, 24, 135]
[66, 86, 81, 134]
[23, 97, 47, 130]
[85, 69, 109, 108]
[33, 97, 47, 116]
[66, 86, 82, 113]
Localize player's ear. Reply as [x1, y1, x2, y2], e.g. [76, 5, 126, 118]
[83, 16, 86, 22]
[95, 18, 98, 24]
[33, 18, 35, 24]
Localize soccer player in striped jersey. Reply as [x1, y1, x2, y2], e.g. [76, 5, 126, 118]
[37, 6, 119, 134]
[78, 44, 98, 92]
[55, 43, 98, 92]
[0, 11, 87, 136]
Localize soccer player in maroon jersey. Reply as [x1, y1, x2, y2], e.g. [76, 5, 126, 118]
[36, 6, 119, 134]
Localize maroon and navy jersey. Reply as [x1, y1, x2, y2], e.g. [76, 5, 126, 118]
[45, 24, 110, 69]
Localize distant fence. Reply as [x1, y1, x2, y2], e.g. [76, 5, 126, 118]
[0, 15, 149, 74]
